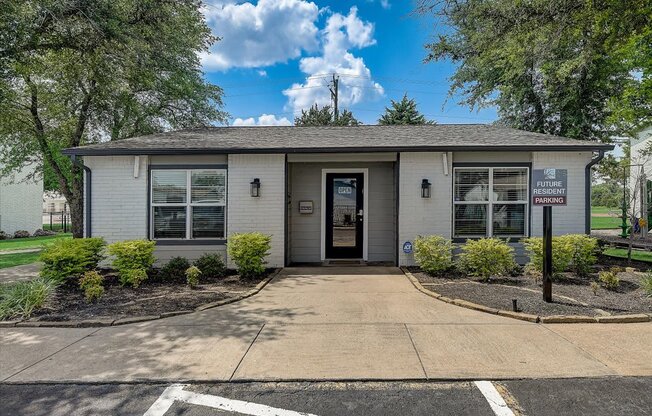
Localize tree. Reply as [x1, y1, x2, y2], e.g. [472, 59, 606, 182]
[378, 94, 434, 125]
[294, 104, 360, 126]
[591, 182, 621, 209]
[417, 0, 651, 141]
[0, 0, 227, 237]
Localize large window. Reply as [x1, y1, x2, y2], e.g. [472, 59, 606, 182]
[453, 167, 528, 238]
[151, 169, 226, 240]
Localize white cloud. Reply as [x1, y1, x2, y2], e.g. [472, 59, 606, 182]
[283, 7, 384, 114]
[380, 0, 391, 9]
[201, 0, 320, 71]
[232, 114, 292, 126]
[257, 69, 268, 77]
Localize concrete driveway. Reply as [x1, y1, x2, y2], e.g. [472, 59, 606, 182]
[1, 267, 651, 383]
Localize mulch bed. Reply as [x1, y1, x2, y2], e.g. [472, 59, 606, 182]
[409, 256, 652, 317]
[30, 269, 275, 322]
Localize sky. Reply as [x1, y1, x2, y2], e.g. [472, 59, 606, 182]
[200, 0, 499, 126]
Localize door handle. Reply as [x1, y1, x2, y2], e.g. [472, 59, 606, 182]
[357, 209, 364, 221]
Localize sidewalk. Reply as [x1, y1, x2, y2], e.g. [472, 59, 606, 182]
[0, 263, 41, 284]
[1, 267, 650, 383]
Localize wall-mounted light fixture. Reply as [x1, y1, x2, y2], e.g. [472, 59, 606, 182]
[421, 179, 431, 198]
[250, 178, 261, 197]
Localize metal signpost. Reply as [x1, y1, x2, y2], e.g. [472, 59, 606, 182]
[532, 168, 568, 302]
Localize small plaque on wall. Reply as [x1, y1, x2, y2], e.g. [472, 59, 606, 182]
[298, 200, 313, 214]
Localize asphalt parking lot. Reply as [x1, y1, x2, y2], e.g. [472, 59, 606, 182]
[2, 377, 651, 416]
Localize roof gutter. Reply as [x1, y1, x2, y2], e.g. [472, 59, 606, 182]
[62, 144, 615, 156]
[585, 150, 605, 235]
[70, 155, 92, 238]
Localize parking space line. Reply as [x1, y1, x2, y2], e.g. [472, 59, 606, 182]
[474, 381, 515, 416]
[143, 384, 318, 416]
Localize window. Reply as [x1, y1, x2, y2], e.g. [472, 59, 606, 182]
[151, 169, 226, 240]
[453, 167, 528, 238]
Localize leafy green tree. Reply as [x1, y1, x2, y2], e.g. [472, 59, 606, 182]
[294, 104, 361, 126]
[378, 94, 434, 125]
[0, 0, 227, 237]
[592, 182, 622, 209]
[417, 0, 651, 141]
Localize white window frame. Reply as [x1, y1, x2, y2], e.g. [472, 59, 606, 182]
[150, 169, 227, 240]
[452, 166, 529, 238]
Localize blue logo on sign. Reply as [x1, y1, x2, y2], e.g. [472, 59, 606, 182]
[403, 241, 413, 254]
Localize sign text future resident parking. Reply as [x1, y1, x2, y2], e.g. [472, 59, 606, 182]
[532, 168, 568, 206]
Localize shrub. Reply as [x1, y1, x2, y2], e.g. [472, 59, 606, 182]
[40, 238, 106, 283]
[523, 235, 599, 278]
[33, 229, 57, 237]
[457, 238, 516, 281]
[194, 253, 226, 279]
[13, 230, 30, 238]
[79, 270, 104, 302]
[227, 232, 271, 278]
[642, 271, 652, 297]
[0, 278, 55, 320]
[523, 237, 573, 277]
[185, 266, 201, 287]
[0, 231, 11, 240]
[413, 235, 453, 275]
[563, 235, 599, 277]
[107, 239, 156, 287]
[590, 281, 600, 296]
[599, 268, 620, 290]
[160, 257, 191, 281]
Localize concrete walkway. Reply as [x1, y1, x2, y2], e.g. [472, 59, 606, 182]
[1, 267, 651, 383]
[0, 262, 41, 284]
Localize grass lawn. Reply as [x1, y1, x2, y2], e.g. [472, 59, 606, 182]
[603, 248, 652, 263]
[592, 216, 623, 230]
[0, 233, 72, 252]
[0, 252, 41, 269]
[592, 206, 619, 215]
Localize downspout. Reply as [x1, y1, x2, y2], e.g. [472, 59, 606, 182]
[585, 150, 605, 235]
[70, 155, 92, 238]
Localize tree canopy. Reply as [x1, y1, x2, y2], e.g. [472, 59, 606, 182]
[294, 104, 361, 126]
[418, 0, 651, 141]
[378, 94, 434, 125]
[0, 0, 227, 236]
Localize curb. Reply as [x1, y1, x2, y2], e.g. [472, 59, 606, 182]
[3, 269, 282, 329]
[401, 267, 651, 325]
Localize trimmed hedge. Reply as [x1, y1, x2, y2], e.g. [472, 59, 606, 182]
[40, 238, 106, 283]
[107, 239, 156, 287]
[413, 235, 453, 275]
[457, 238, 516, 281]
[227, 232, 271, 278]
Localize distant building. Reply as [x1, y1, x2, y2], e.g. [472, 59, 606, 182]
[630, 126, 652, 235]
[0, 162, 44, 234]
[43, 191, 68, 213]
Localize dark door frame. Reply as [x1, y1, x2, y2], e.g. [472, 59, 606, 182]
[321, 169, 368, 260]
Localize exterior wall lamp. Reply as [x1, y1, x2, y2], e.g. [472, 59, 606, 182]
[421, 179, 432, 198]
[250, 178, 261, 197]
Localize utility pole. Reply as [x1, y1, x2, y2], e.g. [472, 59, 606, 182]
[329, 74, 339, 122]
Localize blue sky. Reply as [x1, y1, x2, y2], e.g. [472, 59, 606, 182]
[200, 0, 498, 125]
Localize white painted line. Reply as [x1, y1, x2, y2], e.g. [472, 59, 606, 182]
[474, 381, 515, 416]
[144, 384, 319, 416]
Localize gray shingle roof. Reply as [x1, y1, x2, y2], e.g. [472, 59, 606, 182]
[63, 125, 614, 155]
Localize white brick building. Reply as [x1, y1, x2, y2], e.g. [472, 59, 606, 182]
[64, 125, 613, 267]
[0, 162, 43, 235]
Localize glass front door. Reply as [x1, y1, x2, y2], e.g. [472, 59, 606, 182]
[325, 173, 364, 258]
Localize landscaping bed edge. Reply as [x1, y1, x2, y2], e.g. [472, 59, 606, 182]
[4, 268, 282, 328]
[400, 267, 651, 324]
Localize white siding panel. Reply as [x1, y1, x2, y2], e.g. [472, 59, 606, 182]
[84, 156, 148, 243]
[227, 154, 285, 268]
[531, 151, 592, 236]
[398, 152, 452, 266]
[0, 163, 43, 234]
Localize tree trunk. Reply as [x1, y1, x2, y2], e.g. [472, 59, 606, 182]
[67, 164, 85, 238]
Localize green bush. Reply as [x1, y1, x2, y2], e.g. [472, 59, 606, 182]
[185, 266, 201, 287]
[599, 268, 620, 290]
[523, 237, 573, 277]
[40, 237, 106, 283]
[107, 239, 155, 288]
[227, 232, 271, 278]
[413, 235, 453, 275]
[641, 271, 652, 297]
[0, 278, 55, 320]
[79, 270, 104, 302]
[523, 235, 599, 278]
[457, 238, 516, 281]
[194, 253, 226, 279]
[160, 257, 191, 281]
